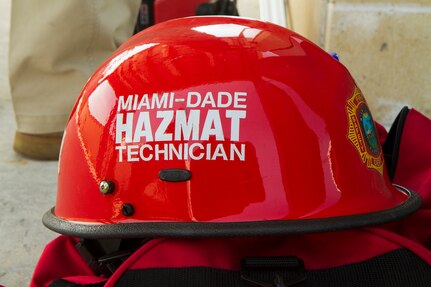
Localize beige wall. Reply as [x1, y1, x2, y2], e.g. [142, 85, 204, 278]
[239, 0, 431, 127]
[323, 0, 431, 127]
[237, 0, 260, 19]
[288, 0, 327, 46]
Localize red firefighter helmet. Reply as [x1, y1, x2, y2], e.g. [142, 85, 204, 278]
[43, 16, 420, 238]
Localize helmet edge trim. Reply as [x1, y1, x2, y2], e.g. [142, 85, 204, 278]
[43, 186, 421, 239]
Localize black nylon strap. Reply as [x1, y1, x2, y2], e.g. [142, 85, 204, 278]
[242, 256, 303, 269]
[48, 280, 105, 287]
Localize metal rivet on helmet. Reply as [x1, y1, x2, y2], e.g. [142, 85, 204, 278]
[99, 180, 115, 195]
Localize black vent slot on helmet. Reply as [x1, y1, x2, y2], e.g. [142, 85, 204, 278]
[159, 169, 192, 182]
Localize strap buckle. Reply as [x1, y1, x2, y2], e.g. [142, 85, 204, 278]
[241, 256, 306, 287]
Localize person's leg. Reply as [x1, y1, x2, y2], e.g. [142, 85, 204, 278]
[9, 0, 140, 160]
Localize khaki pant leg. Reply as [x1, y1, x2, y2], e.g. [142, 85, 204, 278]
[9, 0, 140, 134]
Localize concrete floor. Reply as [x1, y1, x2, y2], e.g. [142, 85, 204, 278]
[0, 2, 57, 286]
[0, 96, 58, 287]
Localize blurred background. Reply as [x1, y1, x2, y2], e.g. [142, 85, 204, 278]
[0, 0, 430, 286]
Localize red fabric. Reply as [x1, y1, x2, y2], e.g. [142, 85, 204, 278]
[394, 109, 431, 205]
[154, 0, 208, 24]
[30, 236, 103, 287]
[385, 109, 431, 247]
[32, 229, 431, 287]
[365, 227, 431, 265]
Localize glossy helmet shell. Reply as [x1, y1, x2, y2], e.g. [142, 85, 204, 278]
[43, 16, 421, 238]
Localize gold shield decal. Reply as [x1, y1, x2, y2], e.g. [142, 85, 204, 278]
[346, 87, 384, 174]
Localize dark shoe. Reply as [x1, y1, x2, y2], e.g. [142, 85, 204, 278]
[13, 131, 63, 160]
